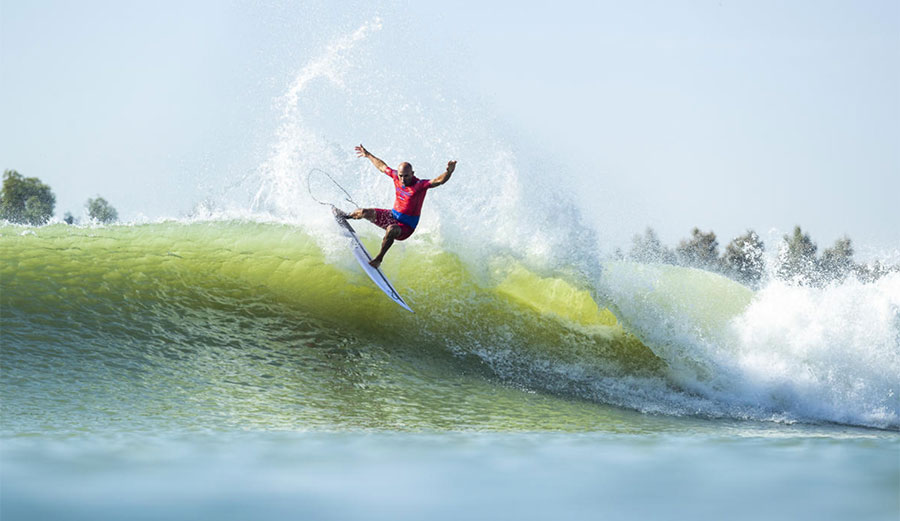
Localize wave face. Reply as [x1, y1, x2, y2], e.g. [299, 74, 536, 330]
[3, 21, 898, 432]
[2, 222, 897, 431]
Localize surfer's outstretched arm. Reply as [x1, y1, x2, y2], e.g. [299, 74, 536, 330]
[355, 144, 391, 175]
[428, 160, 457, 188]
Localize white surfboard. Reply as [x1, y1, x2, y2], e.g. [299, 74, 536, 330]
[332, 207, 414, 313]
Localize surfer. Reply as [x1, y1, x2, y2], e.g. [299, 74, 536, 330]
[341, 144, 457, 268]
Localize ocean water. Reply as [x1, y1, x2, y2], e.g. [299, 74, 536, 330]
[2, 430, 896, 521]
[1, 222, 898, 520]
[3, 16, 899, 521]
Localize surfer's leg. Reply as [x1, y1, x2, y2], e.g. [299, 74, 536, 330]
[369, 225, 403, 268]
[347, 208, 375, 220]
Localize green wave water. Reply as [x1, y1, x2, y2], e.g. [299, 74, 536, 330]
[2, 220, 897, 432]
[0, 221, 674, 434]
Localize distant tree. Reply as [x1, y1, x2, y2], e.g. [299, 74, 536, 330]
[855, 261, 881, 284]
[0, 170, 56, 225]
[820, 236, 855, 282]
[676, 228, 721, 271]
[63, 211, 76, 225]
[628, 227, 675, 264]
[86, 196, 118, 224]
[854, 260, 899, 283]
[722, 230, 766, 287]
[776, 226, 819, 284]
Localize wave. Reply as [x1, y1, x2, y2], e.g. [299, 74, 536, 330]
[2, 221, 897, 430]
[3, 21, 897, 432]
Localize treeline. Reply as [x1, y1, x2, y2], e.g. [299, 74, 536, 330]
[1, 170, 118, 225]
[619, 226, 897, 288]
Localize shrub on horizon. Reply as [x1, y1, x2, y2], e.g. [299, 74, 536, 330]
[721, 230, 766, 288]
[628, 227, 676, 264]
[776, 226, 819, 285]
[820, 236, 855, 282]
[86, 196, 118, 224]
[676, 228, 721, 272]
[0, 170, 56, 225]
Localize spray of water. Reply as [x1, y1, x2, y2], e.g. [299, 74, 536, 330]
[214, 19, 900, 429]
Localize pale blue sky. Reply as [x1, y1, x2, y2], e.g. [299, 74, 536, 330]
[2, 0, 898, 253]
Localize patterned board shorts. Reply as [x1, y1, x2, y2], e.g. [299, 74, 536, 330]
[371, 209, 415, 241]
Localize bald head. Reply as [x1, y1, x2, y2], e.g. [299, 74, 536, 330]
[397, 162, 415, 186]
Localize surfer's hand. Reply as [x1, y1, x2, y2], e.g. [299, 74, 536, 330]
[447, 160, 457, 174]
[355, 144, 370, 158]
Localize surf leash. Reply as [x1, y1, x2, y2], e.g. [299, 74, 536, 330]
[307, 168, 360, 210]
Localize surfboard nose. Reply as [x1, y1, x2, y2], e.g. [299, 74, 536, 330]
[332, 206, 348, 219]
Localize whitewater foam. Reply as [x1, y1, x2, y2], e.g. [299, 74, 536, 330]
[728, 274, 900, 427]
[596, 261, 899, 428]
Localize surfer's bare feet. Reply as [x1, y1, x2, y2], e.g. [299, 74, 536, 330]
[368, 258, 382, 269]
